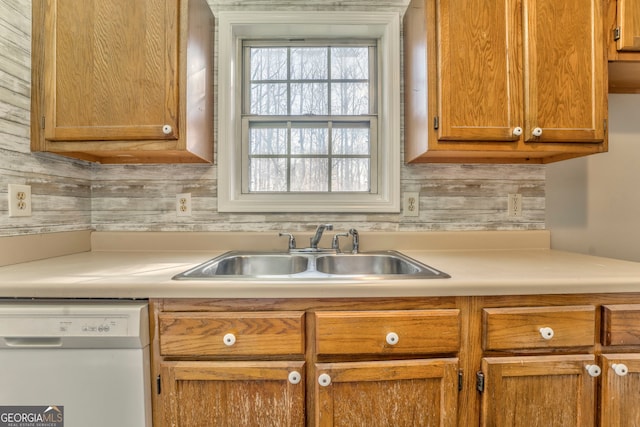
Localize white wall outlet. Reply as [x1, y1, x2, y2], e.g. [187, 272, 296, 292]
[176, 193, 192, 217]
[507, 193, 523, 217]
[403, 192, 420, 217]
[8, 184, 32, 217]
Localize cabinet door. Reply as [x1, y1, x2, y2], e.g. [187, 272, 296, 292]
[314, 358, 458, 427]
[600, 354, 640, 427]
[43, 0, 179, 141]
[616, 0, 640, 51]
[481, 355, 596, 427]
[160, 360, 305, 427]
[437, 0, 522, 142]
[523, 0, 606, 143]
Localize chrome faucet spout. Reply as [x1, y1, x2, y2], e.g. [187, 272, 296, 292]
[310, 224, 333, 249]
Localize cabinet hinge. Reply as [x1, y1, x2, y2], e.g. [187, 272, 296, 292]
[476, 371, 485, 393]
[604, 118, 607, 133]
[41, 116, 45, 129]
[613, 27, 621, 41]
[458, 370, 463, 391]
[156, 375, 162, 395]
[433, 116, 439, 130]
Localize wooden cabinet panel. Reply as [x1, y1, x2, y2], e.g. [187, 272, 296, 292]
[481, 355, 597, 427]
[314, 309, 460, 356]
[314, 358, 458, 427]
[600, 354, 640, 426]
[160, 360, 305, 427]
[159, 311, 305, 357]
[482, 305, 595, 350]
[602, 304, 640, 345]
[31, 0, 214, 163]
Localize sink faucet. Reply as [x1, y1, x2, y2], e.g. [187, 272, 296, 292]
[310, 224, 333, 249]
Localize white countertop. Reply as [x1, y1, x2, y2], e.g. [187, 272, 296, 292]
[2, 246, 640, 299]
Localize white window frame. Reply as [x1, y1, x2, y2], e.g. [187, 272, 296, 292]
[217, 11, 401, 213]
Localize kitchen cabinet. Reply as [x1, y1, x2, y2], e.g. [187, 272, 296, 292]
[478, 305, 598, 427]
[607, 0, 640, 92]
[599, 304, 640, 426]
[151, 299, 462, 427]
[154, 310, 306, 426]
[151, 295, 640, 427]
[30, 0, 214, 164]
[404, 0, 608, 164]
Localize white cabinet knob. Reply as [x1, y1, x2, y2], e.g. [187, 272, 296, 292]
[585, 365, 602, 377]
[318, 373, 332, 387]
[539, 327, 554, 340]
[162, 124, 173, 135]
[223, 333, 236, 346]
[288, 371, 302, 385]
[612, 363, 629, 377]
[386, 332, 399, 345]
[512, 127, 523, 136]
[532, 127, 543, 137]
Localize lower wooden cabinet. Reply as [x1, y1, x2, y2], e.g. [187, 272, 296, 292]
[160, 361, 305, 427]
[480, 355, 597, 427]
[150, 295, 640, 427]
[314, 359, 458, 427]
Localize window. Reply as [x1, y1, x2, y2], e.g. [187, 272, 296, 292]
[218, 12, 400, 212]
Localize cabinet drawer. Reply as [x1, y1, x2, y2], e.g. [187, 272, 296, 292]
[315, 309, 460, 356]
[159, 312, 305, 357]
[603, 304, 640, 346]
[482, 306, 595, 351]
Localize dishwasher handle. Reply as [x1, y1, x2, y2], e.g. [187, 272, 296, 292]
[2, 337, 63, 348]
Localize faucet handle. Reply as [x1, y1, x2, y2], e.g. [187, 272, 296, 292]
[331, 232, 350, 253]
[278, 232, 296, 250]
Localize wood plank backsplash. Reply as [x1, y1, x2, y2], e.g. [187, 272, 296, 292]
[0, 0, 544, 237]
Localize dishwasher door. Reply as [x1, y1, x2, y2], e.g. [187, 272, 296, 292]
[0, 301, 151, 427]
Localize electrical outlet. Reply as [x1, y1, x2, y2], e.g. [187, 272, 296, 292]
[507, 193, 522, 217]
[403, 192, 420, 217]
[176, 193, 192, 217]
[8, 184, 32, 217]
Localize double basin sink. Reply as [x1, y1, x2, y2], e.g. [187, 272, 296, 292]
[173, 250, 450, 280]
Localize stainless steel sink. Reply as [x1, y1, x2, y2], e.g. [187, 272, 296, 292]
[173, 250, 449, 280]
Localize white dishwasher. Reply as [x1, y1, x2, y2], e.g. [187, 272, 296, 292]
[0, 300, 151, 427]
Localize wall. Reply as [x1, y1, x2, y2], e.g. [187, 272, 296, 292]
[0, 0, 545, 237]
[0, 0, 92, 237]
[546, 94, 640, 262]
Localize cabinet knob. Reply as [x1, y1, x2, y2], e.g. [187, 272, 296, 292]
[288, 371, 302, 385]
[318, 373, 332, 387]
[539, 327, 554, 340]
[162, 124, 173, 135]
[223, 333, 236, 346]
[532, 127, 543, 137]
[585, 364, 602, 377]
[386, 332, 399, 345]
[612, 363, 629, 377]
[512, 127, 523, 136]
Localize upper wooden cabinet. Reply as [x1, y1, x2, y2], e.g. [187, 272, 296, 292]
[404, 0, 608, 164]
[31, 0, 214, 164]
[607, 0, 640, 93]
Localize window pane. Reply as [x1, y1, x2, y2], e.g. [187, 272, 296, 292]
[291, 158, 328, 191]
[332, 158, 370, 192]
[333, 126, 370, 155]
[249, 158, 287, 192]
[250, 48, 288, 80]
[251, 83, 288, 115]
[291, 83, 328, 115]
[291, 48, 327, 80]
[249, 125, 287, 155]
[331, 47, 369, 80]
[331, 82, 369, 115]
[291, 127, 328, 155]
